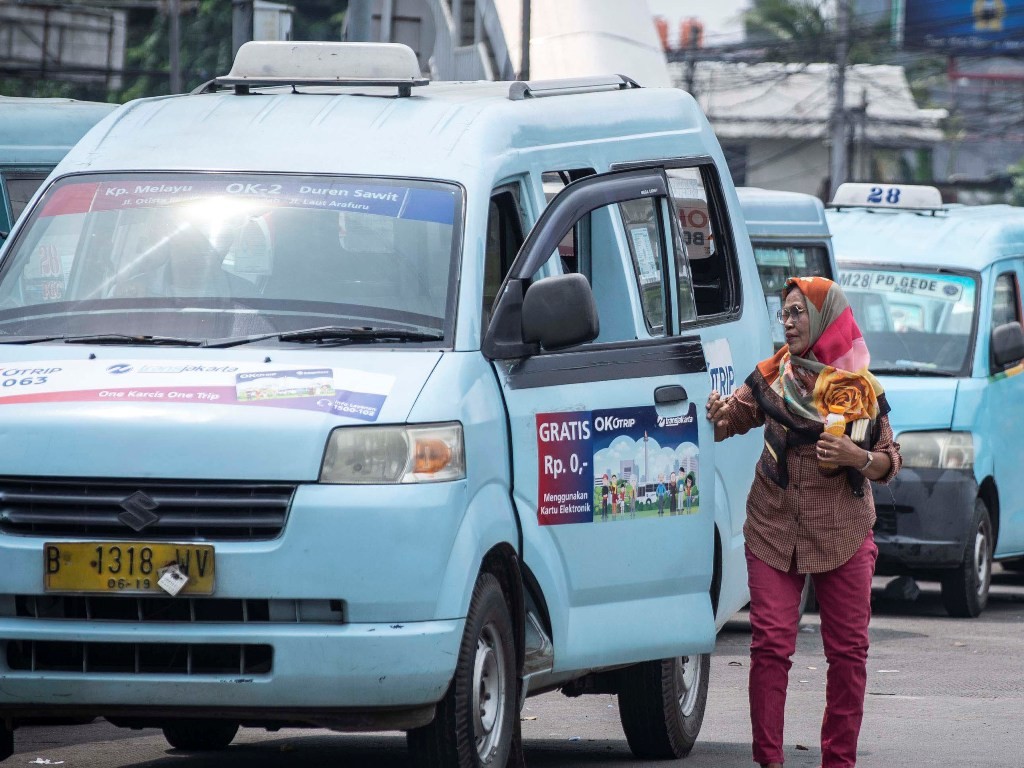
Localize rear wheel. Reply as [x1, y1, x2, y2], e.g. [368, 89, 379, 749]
[407, 572, 516, 768]
[161, 720, 238, 751]
[941, 499, 993, 618]
[617, 653, 709, 759]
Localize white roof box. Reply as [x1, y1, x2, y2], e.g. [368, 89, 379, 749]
[215, 41, 428, 96]
[830, 182, 943, 211]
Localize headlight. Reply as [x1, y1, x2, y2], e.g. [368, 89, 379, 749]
[319, 422, 465, 484]
[896, 431, 973, 470]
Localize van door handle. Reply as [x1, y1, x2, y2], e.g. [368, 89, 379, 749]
[654, 385, 688, 404]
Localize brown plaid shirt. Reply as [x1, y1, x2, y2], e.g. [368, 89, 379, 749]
[722, 382, 902, 574]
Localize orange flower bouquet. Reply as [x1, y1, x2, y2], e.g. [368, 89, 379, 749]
[812, 367, 879, 422]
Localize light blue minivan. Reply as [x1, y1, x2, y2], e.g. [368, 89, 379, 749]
[0, 42, 771, 764]
[0, 96, 117, 238]
[828, 182, 1024, 618]
[739, 187, 838, 350]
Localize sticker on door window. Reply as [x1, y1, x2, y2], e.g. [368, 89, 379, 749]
[536, 403, 700, 525]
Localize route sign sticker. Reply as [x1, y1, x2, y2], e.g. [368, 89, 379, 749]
[839, 270, 965, 302]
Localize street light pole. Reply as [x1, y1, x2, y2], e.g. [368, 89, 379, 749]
[519, 0, 531, 81]
[829, 0, 851, 199]
[168, 0, 182, 93]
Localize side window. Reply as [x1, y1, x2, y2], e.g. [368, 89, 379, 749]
[3, 171, 50, 222]
[483, 187, 525, 325]
[665, 166, 738, 320]
[541, 169, 595, 274]
[991, 272, 1020, 329]
[533, 195, 674, 345]
[619, 197, 666, 332]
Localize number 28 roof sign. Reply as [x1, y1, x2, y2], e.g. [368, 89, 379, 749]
[830, 183, 943, 211]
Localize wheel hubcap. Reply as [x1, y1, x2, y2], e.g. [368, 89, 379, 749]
[974, 522, 991, 597]
[472, 622, 507, 761]
[675, 654, 702, 717]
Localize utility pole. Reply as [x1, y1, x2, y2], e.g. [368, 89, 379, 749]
[829, 0, 851, 199]
[168, 0, 182, 93]
[684, 24, 700, 97]
[347, 0, 372, 42]
[519, 0, 531, 81]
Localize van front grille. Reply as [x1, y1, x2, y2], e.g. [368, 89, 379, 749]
[0, 478, 295, 540]
[9, 595, 344, 624]
[5, 640, 273, 675]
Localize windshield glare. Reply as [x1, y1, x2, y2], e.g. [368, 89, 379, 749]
[838, 267, 977, 375]
[0, 174, 460, 342]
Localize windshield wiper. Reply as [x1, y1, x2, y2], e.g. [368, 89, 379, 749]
[0, 334, 68, 344]
[872, 363, 957, 377]
[63, 334, 205, 347]
[279, 326, 443, 344]
[206, 325, 444, 348]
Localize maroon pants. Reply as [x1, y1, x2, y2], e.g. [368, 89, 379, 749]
[746, 534, 877, 768]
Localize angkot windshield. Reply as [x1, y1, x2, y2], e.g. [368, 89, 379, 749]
[0, 173, 461, 344]
[838, 266, 978, 376]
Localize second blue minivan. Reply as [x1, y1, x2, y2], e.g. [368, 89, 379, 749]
[829, 182, 1024, 617]
[0, 95, 117, 238]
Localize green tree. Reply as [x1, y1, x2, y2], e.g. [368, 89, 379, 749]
[1, 0, 345, 103]
[743, 0, 833, 62]
[1009, 158, 1024, 207]
[743, 0, 892, 64]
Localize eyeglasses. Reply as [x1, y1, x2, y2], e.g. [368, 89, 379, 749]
[776, 306, 807, 325]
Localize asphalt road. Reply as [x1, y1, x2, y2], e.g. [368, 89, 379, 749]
[8, 568, 1024, 768]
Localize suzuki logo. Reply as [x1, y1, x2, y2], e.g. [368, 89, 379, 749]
[118, 491, 160, 532]
[107, 364, 133, 374]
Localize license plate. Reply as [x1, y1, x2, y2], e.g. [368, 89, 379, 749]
[44, 542, 215, 595]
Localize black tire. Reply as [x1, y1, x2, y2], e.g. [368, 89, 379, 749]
[617, 653, 710, 760]
[407, 572, 516, 768]
[941, 499, 993, 618]
[161, 720, 238, 751]
[1000, 558, 1024, 573]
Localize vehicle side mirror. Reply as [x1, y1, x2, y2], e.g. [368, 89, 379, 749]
[522, 274, 599, 352]
[992, 321, 1024, 368]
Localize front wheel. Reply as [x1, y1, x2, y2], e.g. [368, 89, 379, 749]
[161, 720, 238, 751]
[941, 499, 993, 618]
[617, 653, 710, 760]
[407, 572, 516, 768]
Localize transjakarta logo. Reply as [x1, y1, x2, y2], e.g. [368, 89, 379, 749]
[593, 416, 636, 432]
[137, 364, 240, 374]
[107, 364, 133, 374]
[658, 414, 695, 428]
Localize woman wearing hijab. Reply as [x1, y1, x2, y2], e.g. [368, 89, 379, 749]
[706, 277, 902, 768]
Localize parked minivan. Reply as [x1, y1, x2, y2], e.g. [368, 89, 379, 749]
[0, 42, 771, 766]
[0, 95, 117, 238]
[828, 182, 1024, 618]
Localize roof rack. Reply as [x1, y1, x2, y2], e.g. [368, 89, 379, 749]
[508, 74, 640, 101]
[203, 41, 428, 97]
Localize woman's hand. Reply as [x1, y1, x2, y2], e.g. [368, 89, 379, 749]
[816, 432, 868, 468]
[706, 391, 731, 442]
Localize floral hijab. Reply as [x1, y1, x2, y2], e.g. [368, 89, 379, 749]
[757, 276, 883, 425]
[747, 276, 888, 491]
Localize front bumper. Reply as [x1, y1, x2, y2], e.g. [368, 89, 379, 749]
[871, 468, 977, 571]
[0, 617, 462, 724]
[0, 482, 475, 720]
